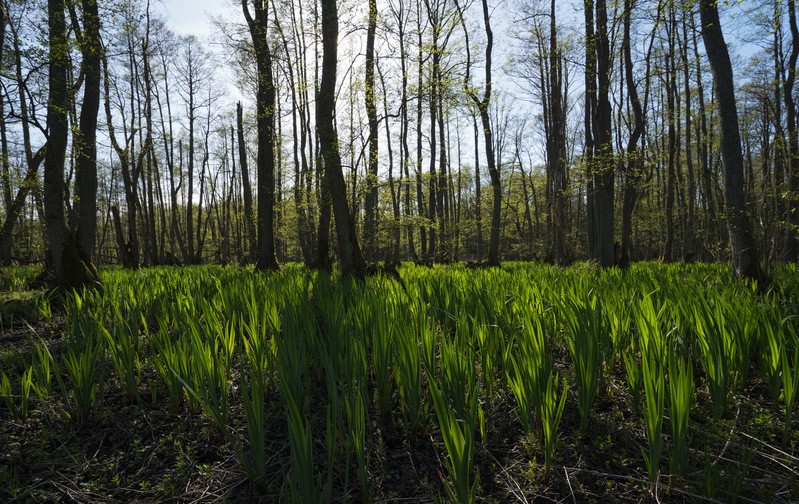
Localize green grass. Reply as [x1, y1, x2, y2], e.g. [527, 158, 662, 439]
[0, 262, 797, 502]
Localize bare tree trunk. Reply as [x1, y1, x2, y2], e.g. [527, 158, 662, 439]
[416, 3, 427, 262]
[242, 0, 278, 270]
[619, 0, 657, 267]
[363, 0, 379, 262]
[272, 9, 313, 264]
[783, 0, 799, 259]
[699, 0, 764, 281]
[236, 102, 257, 263]
[44, 0, 93, 287]
[584, 0, 597, 259]
[548, 0, 568, 264]
[681, 6, 697, 262]
[456, 0, 500, 266]
[687, 11, 716, 257]
[664, 5, 676, 262]
[593, 0, 614, 267]
[318, 0, 365, 279]
[0, 150, 46, 265]
[472, 112, 483, 260]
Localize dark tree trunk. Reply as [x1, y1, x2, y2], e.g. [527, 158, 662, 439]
[44, 0, 97, 288]
[593, 0, 614, 267]
[784, 0, 799, 259]
[584, 0, 597, 259]
[363, 0, 379, 262]
[236, 102, 257, 263]
[664, 8, 676, 262]
[690, 10, 717, 254]
[0, 150, 46, 265]
[619, 0, 653, 268]
[699, 0, 764, 281]
[681, 6, 697, 262]
[73, 0, 101, 265]
[318, 0, 365, 279]
[473, 112, 483, 260]
[242, 0, 279, 270]
[457, 0, 500, 266]
[548, 0, 568, 264]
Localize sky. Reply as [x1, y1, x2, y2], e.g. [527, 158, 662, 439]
[155, 0, 232, 37]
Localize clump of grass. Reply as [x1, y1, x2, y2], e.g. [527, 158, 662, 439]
[668, 342, 693, 476]
[636, 295, 666, 488]
[562, 294, 606, 431]
[693, 297, 732, 419]
[781, 336, 799, 445]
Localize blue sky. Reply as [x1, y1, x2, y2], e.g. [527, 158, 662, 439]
[156, 0, 232, 36]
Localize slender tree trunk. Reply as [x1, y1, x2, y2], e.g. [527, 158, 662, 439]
[783, 0, 799, 259]
[457, 0, 500, 265]
[548, 0, 568, 264]
[690, 11, 716, 255]
[681, 7, 697, 261]
[236, 102, 257, 263]
[363, 0, 379, 262]
[664, 10, 676, 262]
[584, 0, 597, 259]
[473, 112, 483, 260]
[416, 9, 427, 261]
[619, 0, 649, 267]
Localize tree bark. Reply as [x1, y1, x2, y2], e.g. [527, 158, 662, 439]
[44, 0, 97, 288]
[584, 0, 597, 259]
[363, 0, 379, 262]
[619, 0, 653, 267]
[548, 0, 568, 264]
[593, 0, 615, 267]
[318, 0, 366, 279]
[699, 0, 764, 281]
[242, 0, 279, 270]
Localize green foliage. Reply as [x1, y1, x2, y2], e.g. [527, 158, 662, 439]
[668, 343, 693, 476]
[1, 262, 798, 501]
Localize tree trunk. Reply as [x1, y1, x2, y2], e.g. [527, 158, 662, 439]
[318, 0, 365, 279]
[593, 0, 615, 267]
[363, 0, 379, 262]
[44, 0, 97, 288]
[619, 0, 653, 268]
[548, 0, 568, 264]
[584, 0, 597, 259]
[236, 102, 257, 263]
[783, 0, 799, 259]
[699, 0, 764, 281]
[243, 0, 278, 271]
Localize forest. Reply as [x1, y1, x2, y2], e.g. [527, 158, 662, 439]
[0, 0, 794, 276]
[0, 0, 798, 502]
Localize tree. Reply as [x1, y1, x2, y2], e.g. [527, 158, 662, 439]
[457, 0, 501, 266]
[242, 0, 279, 270]
[363, 0, 380, 262]
[43, 0, 100, 288]
[783, 0, 799, 259]
[593, 0, 615, 267]
[0, 1, 47, 265]
[318, 0, 366, 278]
[546, 0, 569, 264]
[699, 0, 764, 281]
[73, 0, 102, 264]
[237, 102, 257, 263]
[618, 0, 658, 267]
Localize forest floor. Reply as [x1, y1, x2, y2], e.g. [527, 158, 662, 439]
[0, 263, 797, 503]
